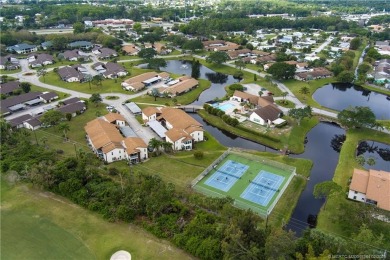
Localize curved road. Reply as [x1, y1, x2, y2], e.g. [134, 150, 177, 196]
[4, 53, 389, 134]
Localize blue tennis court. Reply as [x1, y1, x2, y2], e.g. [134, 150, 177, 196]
[205, 160, 249, 192]
[240, 171, 285, 206]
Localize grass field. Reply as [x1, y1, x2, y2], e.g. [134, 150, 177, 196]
[1, 179, 194, 260]
[0, 68, 21, 75]
[194, 152, 294, 217]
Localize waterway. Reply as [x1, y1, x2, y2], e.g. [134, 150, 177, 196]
[313, 83, 390, 120]
[163, 60, 239, 105]
[192, 112, 345, 234]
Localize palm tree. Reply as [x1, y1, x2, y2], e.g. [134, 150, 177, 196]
[149, 138, 163, 155]
[299, 86, 310, 95]
[161, 141, 173, 153]
[282, 91, 288, 104]
[40, 136, 48, 148]
[58, 122, 70, 140]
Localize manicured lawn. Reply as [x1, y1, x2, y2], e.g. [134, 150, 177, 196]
[275, 100, 295, 108]
[0, 69, 21, 74]
[41, 72, 129, 94]
[35, 60, 81, 70]
[131, 132, 227, 189]
[283, 117, 319, 154]
[361, 84, 390, 96]
[30, 84, 70, 100]
[33, 104, 108, 155]
[316, 128, 390, 249]
[198, 110, 283, 151]
[283, 77, 338, 111]
[1, 180, 193, 260]
[129, 79, 211, 106]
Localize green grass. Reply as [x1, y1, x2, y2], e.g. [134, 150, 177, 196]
[41, 72, 130, 94]
[198, 110, 283, 151]
[352, 38, 367, 70]
[275, 100, 295, 108]
[195, 153, 294, 216]
[130, 79, 211, 106]
[0, 68, 21, 74]
[33, 104, 108, 155]
[1, 179, 193, 260]
[316, 128, 390, 249]
[30, 84, 70, 100]
[283, 77, 338, 111]
[130, 132, 226, 189]
[35, 60, 81, 70]
[283, 117, 319, 154]
[361, 84, 390, 96]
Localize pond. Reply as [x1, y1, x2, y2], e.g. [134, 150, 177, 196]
[163, 60, 239, 105]
[356, 141, 390, 171]
[313, 83, 390, 120]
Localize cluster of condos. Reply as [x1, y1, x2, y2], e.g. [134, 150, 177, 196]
[85, 107, 204, 164]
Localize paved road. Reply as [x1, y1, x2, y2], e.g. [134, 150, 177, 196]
[4, 52, 389, 136]
[311, 36, 333, 56]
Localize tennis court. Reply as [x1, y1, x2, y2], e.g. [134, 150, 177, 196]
[193, 151, 296, 217]
[204, 160, 249, 192]
[240, 171, 285, 207]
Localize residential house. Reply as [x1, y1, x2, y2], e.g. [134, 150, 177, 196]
[27, 53, 55, 68]
[85, 115, 147, 163]
[68, 41, 93, 50]
[121, 72, 169, 91]
[231, 90, 275, 108]
[62, 97, 81, 105]
[202, 40, 225, 51]
[214, 42, 240, 52]
[374, 59, 390, 83]
[102, 112, 126, 127]
[295, 67, 332, 81]
[39, 92, 59, 103]
[61, 50, 89, 61]
[159, 76, 199, 97]
[122, 44, 140, 56]
[92, 62, 127, 79]
[23, 117, 42, 130]
[57, 65, 87, 82]
[249, 105, 284, 126]
[6, 43, 37, 54]
[0, 81, 20, 96]
[58, 101, 86, 117]
[0, 92, 43, 115]
[41, 41, 53, 50]
[142, 107, 204, 150]
[227, 49, 252, 60]
[92, 47, 118, 59]
[348, 168, 390, 211]
[0, 55, 20, 70]
[7, 114, 33, 129]
[253, 54, 277, 64]
[154, 42, 171, 55]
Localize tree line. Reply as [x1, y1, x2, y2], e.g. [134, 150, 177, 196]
[0, 123, 386, 259]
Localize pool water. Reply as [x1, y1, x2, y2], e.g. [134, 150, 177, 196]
[215, 103, 235, 112]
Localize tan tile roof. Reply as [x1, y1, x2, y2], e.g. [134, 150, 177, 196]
[366, 169, 390, 211]
[202, 40, 225, 47]
[123, 137, 147, 154]
[142, 106, 161, 117]
[215, 45, 239, 52]
[350, 168, 370, 193]
[165, 128, 192, 142]
[252, 50, 270, 56]
[122, 45, 139, 54]
[285, 60, 298, 65]
[163, 78, 198, 95]
[233, 90, 259, 104]
[154, 42, 165, 53]
[85, 118, 123, 152]
[160, 107, 202, 131]
[104, 113, 125, 123]
[158, 72, 170, 78]
[123, 72, 158, 85]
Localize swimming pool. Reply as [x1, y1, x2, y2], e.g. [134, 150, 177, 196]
[215, 103, 235, 112]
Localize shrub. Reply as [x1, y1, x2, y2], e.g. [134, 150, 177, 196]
[193, 151, 204, 160]
[228, 83, 244, 91]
